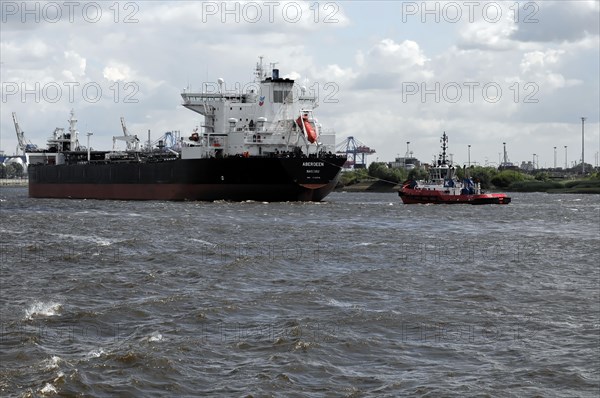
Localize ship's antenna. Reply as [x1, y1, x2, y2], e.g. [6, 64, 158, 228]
[205, 65, 209, 93]
[255, 56, 264, 82]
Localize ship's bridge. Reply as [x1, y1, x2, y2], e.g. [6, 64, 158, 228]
[181, 92, 257, 115]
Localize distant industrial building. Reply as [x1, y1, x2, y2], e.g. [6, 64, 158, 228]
[389, 156, 421, 170]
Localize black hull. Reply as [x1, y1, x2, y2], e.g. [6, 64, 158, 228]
[28, 156, 345, 201]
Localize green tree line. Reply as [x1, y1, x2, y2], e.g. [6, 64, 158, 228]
[0, 163, 25, 179]
[339, 163, 600, 191]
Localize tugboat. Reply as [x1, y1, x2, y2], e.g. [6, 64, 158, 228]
[398, 133, 511, 205]
[24, 59, 346, 201]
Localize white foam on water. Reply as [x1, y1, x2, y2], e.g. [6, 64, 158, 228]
[0, 227, 24, 234]
[87, 348, 105, 359]
[55, 233, 112, 246]
[190, 238, 216, 247]
[328, 298, 353, 308]
[40, 383, 57, 395]
[148, 331, 163, 342]
[42, 356, 62, 370]
[25, 301, 62, 320]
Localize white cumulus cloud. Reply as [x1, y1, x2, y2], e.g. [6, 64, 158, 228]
[103, 63, 132, 81]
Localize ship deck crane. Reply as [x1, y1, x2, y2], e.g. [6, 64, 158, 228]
[113, 117, 140, 151]
[335, 136, 376, 169]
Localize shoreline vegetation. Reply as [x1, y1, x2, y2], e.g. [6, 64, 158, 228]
[335, 164, 600, 194]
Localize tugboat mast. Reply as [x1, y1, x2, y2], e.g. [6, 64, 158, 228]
[440, 131, 449, 165]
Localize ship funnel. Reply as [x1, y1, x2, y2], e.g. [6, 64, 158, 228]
[272, 69, 279, 79]
[218, 78, 224, 93]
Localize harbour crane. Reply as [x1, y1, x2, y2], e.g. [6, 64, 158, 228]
[12, 112, 38, 154]
[335, 136, 376, 169]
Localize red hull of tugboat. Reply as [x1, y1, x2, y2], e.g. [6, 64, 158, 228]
[399, 187, 511, 205]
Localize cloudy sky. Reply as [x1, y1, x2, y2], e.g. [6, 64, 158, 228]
[1, 0, 599, 168]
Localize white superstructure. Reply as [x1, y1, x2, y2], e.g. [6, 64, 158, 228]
[180, 59, 336, 159]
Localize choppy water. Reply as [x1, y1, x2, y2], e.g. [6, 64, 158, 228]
[0, 187, 598, 397]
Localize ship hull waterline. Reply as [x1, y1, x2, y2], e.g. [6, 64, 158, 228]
[28, 181, 339, 201]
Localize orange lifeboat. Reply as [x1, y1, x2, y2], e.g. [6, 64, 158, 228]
[296, 115, 317, 144]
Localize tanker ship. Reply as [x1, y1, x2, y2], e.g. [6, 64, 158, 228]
[22, 60, 346, 201]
